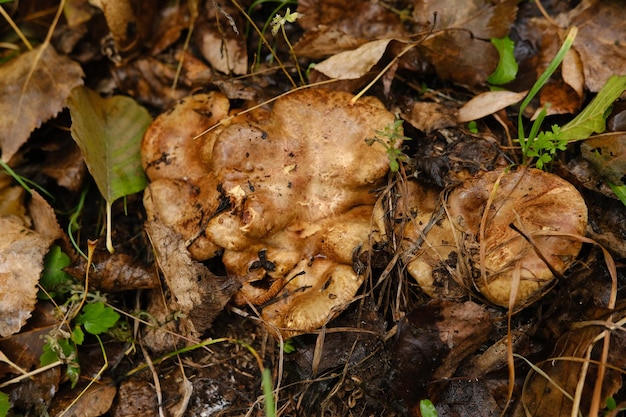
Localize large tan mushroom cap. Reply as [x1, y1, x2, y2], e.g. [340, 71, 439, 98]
[402, 167, 588, 308]
[142, 88, 396, 337]
[447, 167, 588, 308]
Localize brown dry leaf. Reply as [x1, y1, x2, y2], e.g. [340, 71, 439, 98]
[294, 0, 406, 58]
[412, 0, 518, 40]
[522, 314, 626, 417]
[144, 220, 239, 344]
[29, 191, 64, 243]
[66, 252, 159, 292]
[48, 379, 117, 417]
[581, 133, 626, 186]
[411, 0, 517, 88]
[194, 1, 247, 75]
[458, 90, 528, 122]
[404, 101, 458, 133]
[0, 216, 54, 337]
[0, 176, 28, 223]
[0, 44, 84, 163]
[293, 26, 368, 60]
[390, 300, 492, 414]
[313, 39, 394, 80]
[419, 30, 500, 88]
[0, 302, 59, 379]
[567, 0, 626, 92]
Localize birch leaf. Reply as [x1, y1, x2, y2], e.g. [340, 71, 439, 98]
[67, 86, 151, 204]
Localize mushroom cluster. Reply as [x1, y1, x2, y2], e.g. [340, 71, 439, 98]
[401, 167, 588, 308]
[142, 89, 397, 336]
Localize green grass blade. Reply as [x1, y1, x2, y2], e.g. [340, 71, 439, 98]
[518, 27, 577, 157]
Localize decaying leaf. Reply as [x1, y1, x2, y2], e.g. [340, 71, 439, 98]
[581, 134, 626, 186]
[313, 39, 394, 80]
[294, 0, 406, 58]
[390, 300, 492, 414]
[404, 101, 458, 133]
[411, 0, 518, 88]
[0, 216, 54, 337]
[143, 220, 239, 346]
[0, 45, 84, 163]
[195, 1, 247, 75]
[567, 0, 626, 92]
[142, 88, 397, 337]
[457, 90, 527, 122]
[48, 378, 117, 417]
[412, 0, 518, 40]
[522, 311, 626, 417]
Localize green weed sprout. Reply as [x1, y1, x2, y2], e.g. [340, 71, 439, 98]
[517, 27, 577, 168]
[365, 119, 412, 172]
[39, 244, 122, 388]
[270, 7, 305, 84]
[0, 391, 8, 417]
[420, 399, 438, 417]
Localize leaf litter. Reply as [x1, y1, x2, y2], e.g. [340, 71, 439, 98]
[0, 1, 625, 416]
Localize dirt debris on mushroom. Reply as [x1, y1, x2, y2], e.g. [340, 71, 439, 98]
[400, 166, 588, 309]
[142, 88, 397, 337]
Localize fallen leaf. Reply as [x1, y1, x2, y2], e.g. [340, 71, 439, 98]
[48, 379, 117, 417]
[390, 300, 492, 415]
[313, 39, 394, 80]
[0, 216, 54, 337]
[404, 102, 457, 133]
[458, 90, 527, 122]
[0, 178, 28, 223]
[293, 26, 367, 60]
[412, 0, 518, 40]
[522, 311, 626, 417]
[410, 0, 517, 88]
[144, 220, 239, 346]
[66, 252, 160, 292]
[559, 75, 626, 141]
[195, 1, 247, 75]
[581, 134, 626, 186]
[0, 45, 84, 163]
[298, 0, 402, 33]
[568, 0, 626, 92]
[67, 86, 151, 204]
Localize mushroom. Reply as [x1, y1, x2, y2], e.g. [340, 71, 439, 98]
[142, 88, 396, 336]
[402, 167, 588, 308]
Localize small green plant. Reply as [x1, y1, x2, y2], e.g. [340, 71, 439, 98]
[39, 245, 122, 388]
[603, 395, 626, 416]
[487, 35, 518, 86]
[523, 112, 569, 170]
[270, 6, 304, 84]
[282, 339, 296, 353]
[365, 119, 412, 172]
[517, 27, 576, 168]
[420, 399, 438, 417]
[0, 391, 9, 417]
[467, 120, 478, 134]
